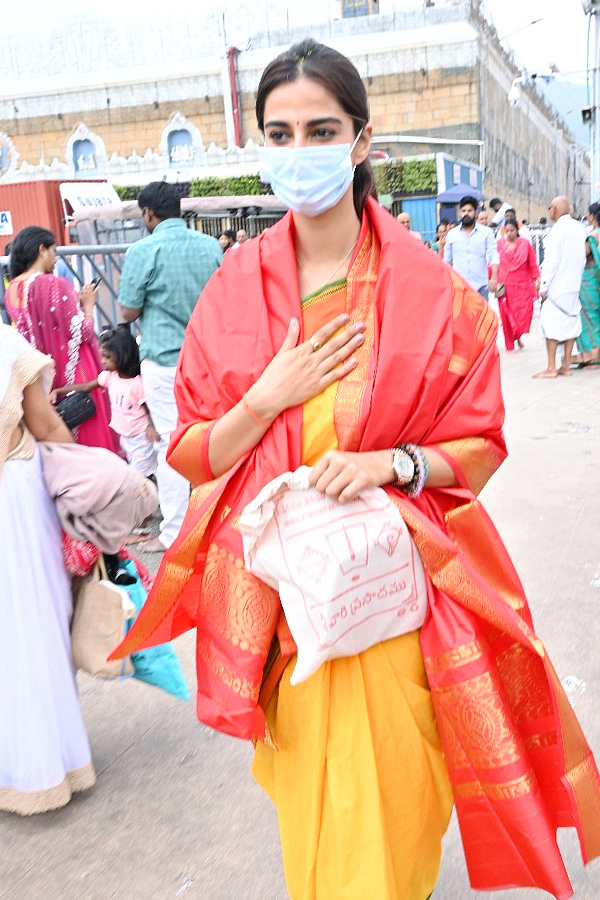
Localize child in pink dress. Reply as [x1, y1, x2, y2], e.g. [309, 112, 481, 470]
[53, 326, 158, 477]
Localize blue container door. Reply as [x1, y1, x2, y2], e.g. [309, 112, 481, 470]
[402, 198, 437, 242]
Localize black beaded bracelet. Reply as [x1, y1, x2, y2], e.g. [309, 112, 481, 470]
[399, 443, 430, 497]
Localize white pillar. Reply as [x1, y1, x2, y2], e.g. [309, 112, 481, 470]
[217, 12, 236, 150]
[221, 52, 237, 150]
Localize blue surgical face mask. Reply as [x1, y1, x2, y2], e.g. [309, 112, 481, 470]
[259, 131, 363, 217]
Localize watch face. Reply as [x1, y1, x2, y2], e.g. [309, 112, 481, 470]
[393, 449, 414, 485]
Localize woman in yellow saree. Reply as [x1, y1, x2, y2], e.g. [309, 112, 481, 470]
[252, 276, 453, 900]
[114, 39, 600, 900]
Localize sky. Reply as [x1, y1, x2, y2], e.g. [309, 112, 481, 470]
[483, 0, 592, 146]
[483, 0, 590, 82]
[0, 0, 592, 80]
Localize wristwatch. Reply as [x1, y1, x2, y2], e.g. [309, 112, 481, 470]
[390, 447, 415, 486]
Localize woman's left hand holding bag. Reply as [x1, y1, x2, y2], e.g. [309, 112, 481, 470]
[310, 446, 457, 503]
[309, 449, 395, 504]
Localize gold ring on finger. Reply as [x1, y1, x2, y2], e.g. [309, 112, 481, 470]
[309, 337, 321, 352]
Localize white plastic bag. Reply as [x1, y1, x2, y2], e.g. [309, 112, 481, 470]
[240, 466, 428, 684]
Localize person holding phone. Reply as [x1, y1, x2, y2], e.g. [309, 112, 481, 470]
[5, 226, 116, 451]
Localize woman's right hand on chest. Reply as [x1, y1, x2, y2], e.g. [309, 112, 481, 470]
[246, 314, 365, 424]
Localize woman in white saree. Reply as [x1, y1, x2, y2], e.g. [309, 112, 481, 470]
[0, 324, 95, 815]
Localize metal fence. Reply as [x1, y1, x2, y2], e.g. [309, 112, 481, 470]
[70, 211, 284, 247]
[57, 246, 130, 330]
[1, 205, 283, 329]
[190, 213, 281, 240]
[0, 246, 130, 330]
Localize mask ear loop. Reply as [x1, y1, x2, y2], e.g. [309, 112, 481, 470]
[350, 128, 364, 152]
[350, 127, 365, 175]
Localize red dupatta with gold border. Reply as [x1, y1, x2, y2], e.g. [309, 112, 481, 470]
[113, 198, 600, 898]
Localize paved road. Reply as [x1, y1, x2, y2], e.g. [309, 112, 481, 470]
[2, 319, 599, 900]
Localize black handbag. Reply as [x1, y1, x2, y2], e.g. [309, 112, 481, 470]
[55, 391, 97, 430]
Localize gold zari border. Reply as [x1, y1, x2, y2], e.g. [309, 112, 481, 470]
[200, 543, 279, 656]
[333, 225, 379, 452]
[435, 670, 522, 768]
[455, 771, 537, 802]
[197, 638, 259, 702]
[447, 273, 497, 375]
[425, 639, 486, 676]
[437, 437, 501, 498]
[114, 482, 223, 657]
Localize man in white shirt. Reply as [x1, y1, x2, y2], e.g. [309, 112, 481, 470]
[534, 195, 586, 378]
[489, 197, 512, 227]
[444, 195, 499, 298]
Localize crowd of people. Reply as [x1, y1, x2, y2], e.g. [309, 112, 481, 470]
[2, 35, 600, 900]
[1, 184, 221, 812]
[401, 192, 599, 376]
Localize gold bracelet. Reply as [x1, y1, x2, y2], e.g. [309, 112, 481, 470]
[242, 393, 271, 429]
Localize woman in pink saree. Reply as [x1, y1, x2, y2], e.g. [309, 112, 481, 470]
[6, 226, 115, 451]
[497, 218, 541, 351]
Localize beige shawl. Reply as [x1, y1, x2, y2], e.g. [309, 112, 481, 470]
[0, 324, 53, 484]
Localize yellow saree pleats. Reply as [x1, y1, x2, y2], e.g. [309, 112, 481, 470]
[251, 280, 453, 900]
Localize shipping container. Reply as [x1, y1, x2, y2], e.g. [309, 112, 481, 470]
[0, 179, 110, 254]
[0, 181, 68, 254]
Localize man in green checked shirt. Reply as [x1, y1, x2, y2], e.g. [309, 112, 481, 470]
[119, 182, 222, 552]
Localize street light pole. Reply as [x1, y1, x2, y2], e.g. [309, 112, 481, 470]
[592, 12, 600, 199]
[527, 94, 532, 222]
[582, 0, 600, 199]
[553, 119, 559, 196]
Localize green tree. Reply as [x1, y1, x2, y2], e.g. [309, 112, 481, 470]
[373, 159, 437, 196]
[189, 174, 270, 197]
[402, 159, 437, 193]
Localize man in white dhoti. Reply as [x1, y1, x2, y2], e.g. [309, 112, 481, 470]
[534, 196, 586, 378]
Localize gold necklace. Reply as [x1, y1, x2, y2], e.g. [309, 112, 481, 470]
[297, 242, 356, 290]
